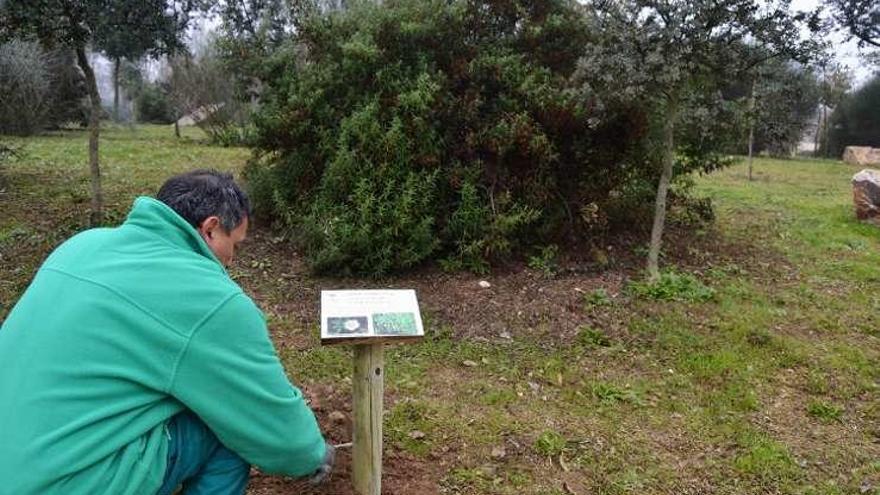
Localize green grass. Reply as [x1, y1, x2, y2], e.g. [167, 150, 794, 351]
[733, 431, 798, 481]
[0, 125, 247, 319]
[3, 134, 880, 494]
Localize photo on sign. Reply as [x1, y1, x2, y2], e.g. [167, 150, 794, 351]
[372, 312, 419, 336]
[326, 316, 369, 335]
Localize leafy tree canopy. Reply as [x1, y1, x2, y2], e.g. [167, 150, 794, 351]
[1, 0, 203, 56]
[827, 0, 879, 48]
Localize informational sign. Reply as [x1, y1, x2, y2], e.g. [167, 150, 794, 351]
[320, 290, 425, 344]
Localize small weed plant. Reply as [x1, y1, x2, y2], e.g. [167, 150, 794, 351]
[590, 381, 645, 406]
[534, 430, 567, 457]
[583, 288, 613, 308]
[577, 326, 611, 347]
[628, 269, 715, 303]
[807, 400, 843, 422]
[528, 245, 560, 276]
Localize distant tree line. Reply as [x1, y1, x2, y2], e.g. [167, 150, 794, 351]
[827, 75, 880, 156]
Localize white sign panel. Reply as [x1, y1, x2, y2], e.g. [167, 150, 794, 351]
[320, 290, 425, 342]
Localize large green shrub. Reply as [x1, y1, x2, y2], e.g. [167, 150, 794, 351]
[135, 83, 175, 124]
[247, 0, 646, 275]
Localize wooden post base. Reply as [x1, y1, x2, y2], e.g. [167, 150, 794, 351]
[353, 344, 384, 495]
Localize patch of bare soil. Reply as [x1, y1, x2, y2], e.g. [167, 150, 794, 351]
[247, 383, 442, 495]
[247, 449, 439, 495]
[239, 222, 788, 346]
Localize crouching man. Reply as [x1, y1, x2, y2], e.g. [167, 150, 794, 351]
[0, 170, 334, 494]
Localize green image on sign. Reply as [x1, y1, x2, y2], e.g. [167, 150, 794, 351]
[372, 312, 418, 336]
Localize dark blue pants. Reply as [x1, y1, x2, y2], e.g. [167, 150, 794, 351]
[156, 412, 251, 495]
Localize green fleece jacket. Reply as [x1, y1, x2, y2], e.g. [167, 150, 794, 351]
[0, 197, 326, 494]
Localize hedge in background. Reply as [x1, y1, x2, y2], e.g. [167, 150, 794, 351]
[247, 0, 646, 275]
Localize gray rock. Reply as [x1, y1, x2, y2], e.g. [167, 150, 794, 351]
[852, 169, 880, 224]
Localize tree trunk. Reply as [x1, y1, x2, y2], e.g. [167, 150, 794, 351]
[818, 64, 827, 158]
[821, 103, 828, 158]
[813, 110, 822, 157]
[647, 94, 678, 280]
[747, 76, 756, 181]
[174, 119, 180, 138]
[113, 57, 120, 122]
[75, 47, 103, 226]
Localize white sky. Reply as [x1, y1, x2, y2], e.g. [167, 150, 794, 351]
[790, 0, 877, 87]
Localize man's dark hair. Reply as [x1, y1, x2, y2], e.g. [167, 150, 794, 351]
[157, 169, 252, 232]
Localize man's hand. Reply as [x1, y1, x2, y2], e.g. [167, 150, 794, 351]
[308, 441, 336, 485]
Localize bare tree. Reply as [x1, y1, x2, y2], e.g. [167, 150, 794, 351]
[167, 47, 251, 144]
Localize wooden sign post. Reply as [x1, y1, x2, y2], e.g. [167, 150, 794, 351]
[353, 343, 383, 495]
[321, 290, 425, 495]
